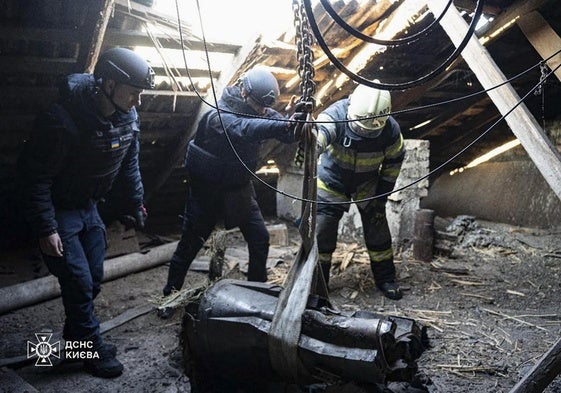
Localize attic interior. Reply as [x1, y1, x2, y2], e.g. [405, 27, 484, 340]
[1, 0, 561, 241]
[1, 0, 561, 392]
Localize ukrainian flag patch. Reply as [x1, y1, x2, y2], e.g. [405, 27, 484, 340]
[111, 139, 120, 149]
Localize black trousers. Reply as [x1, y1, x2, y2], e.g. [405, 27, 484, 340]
[163, 180, 270, 295]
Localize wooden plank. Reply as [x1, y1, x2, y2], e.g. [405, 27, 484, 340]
[105, 28, 242, 54]
[99, 303, 154, 333]
[394, 1, 546, 111]
[77, 0, 115, 74]
[478, 0, 550, 44]
[517, 11, 561, 82]
[151, 66, 220, 79]
[509, 337, 561, 393]
[429, 0, 561, 201]
[0, 26, 80, 44]
[113, 0, 193, 35]
[144, 34, 264, 201]
[0, 304, 154, 369]
[141, 90, 198, 97]
[0, 56, 76, 75]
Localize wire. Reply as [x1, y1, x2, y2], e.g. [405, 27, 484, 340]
[173, 0, 558, 206]
[304, 0, 483, 90]
[173, 0, 561, 132]
[319, 0, 453, 46]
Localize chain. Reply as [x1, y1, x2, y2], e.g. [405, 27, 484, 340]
[534, 62, 549, 131]
[292, 0, 316, 168]
[534, 61, 549, 96]
[292, 0, 316, 105]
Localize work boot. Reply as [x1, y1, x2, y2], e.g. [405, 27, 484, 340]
[370, 258, 402, 300]
[377, 281, 403, 300]
[157, 306, 176, 319]
[83, 344, 124, 378]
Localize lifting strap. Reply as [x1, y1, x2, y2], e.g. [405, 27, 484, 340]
[268, 0, 325, 382]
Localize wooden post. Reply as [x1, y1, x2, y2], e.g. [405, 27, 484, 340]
[412, 209, 434, 262]
[76, 0, 115, 74]
[509, 337, 561, 393]
[428, 0, 561, 202]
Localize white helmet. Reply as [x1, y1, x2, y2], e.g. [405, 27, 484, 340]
[347, 84, 391, 138]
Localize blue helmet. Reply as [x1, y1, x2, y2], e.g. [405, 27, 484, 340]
[94, 47, 155, 89]
[240, 67, 279, 107]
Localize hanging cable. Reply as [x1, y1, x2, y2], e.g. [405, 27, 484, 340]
[320, 0, 453, 46]
[303, 0, 483, 90]
[173, 0, 561, 133]
[173, 0, 558, 206]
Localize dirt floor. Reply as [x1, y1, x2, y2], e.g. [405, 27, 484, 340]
[1, 215, 561, 392]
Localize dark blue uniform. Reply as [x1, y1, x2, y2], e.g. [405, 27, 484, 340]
[18, 74, 144, 347]
[163, 85, 294, 294]
[315, 97, 405, 288]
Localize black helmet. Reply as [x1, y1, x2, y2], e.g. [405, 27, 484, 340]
[94, 47, 155, 89]
[240, 66, 279, 107]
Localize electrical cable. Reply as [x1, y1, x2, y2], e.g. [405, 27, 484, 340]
[270, 60, 561, 206]
[320, 0, 453, 46]
[304, 0, 483, 90]
[173, 0, 561, 133]
[173, 0, 557, 206]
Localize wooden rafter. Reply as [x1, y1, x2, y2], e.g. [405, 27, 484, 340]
[430, 0, 561, 201]
[76, 0, 115, 74]
[517, 11, 561, 82]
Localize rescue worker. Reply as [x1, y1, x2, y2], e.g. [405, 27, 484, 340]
[158, 66, 301, 318]
[18, 47, 154, 377]
[315, 83, 405, 300]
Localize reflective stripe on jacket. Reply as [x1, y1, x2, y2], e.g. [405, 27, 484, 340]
[316, 98, 405, 200]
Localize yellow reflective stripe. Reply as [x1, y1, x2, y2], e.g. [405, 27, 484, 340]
[368, 248, 394, 262]
[355, 180, 378, 200]
[354, 154, 384, 172]
[328, 145, 387, 173]
[327, 145, 355, 170]
[380, 167, 401, 179]
[386, 134, 404, 158]
[317, 178, 347, 200]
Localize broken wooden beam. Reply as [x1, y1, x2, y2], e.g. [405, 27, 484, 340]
[509, 337, 561, 393]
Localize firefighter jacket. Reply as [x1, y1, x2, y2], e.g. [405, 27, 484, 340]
[185, 85, 294, 187]
[316, 98, 405, 203]
[18, 73, 144, 237]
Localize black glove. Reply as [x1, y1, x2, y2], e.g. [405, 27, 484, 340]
[289, 111, 309, 141]
[120, 205, 147, 230]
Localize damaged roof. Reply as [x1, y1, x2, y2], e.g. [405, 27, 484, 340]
[1, 0, 560, 232]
